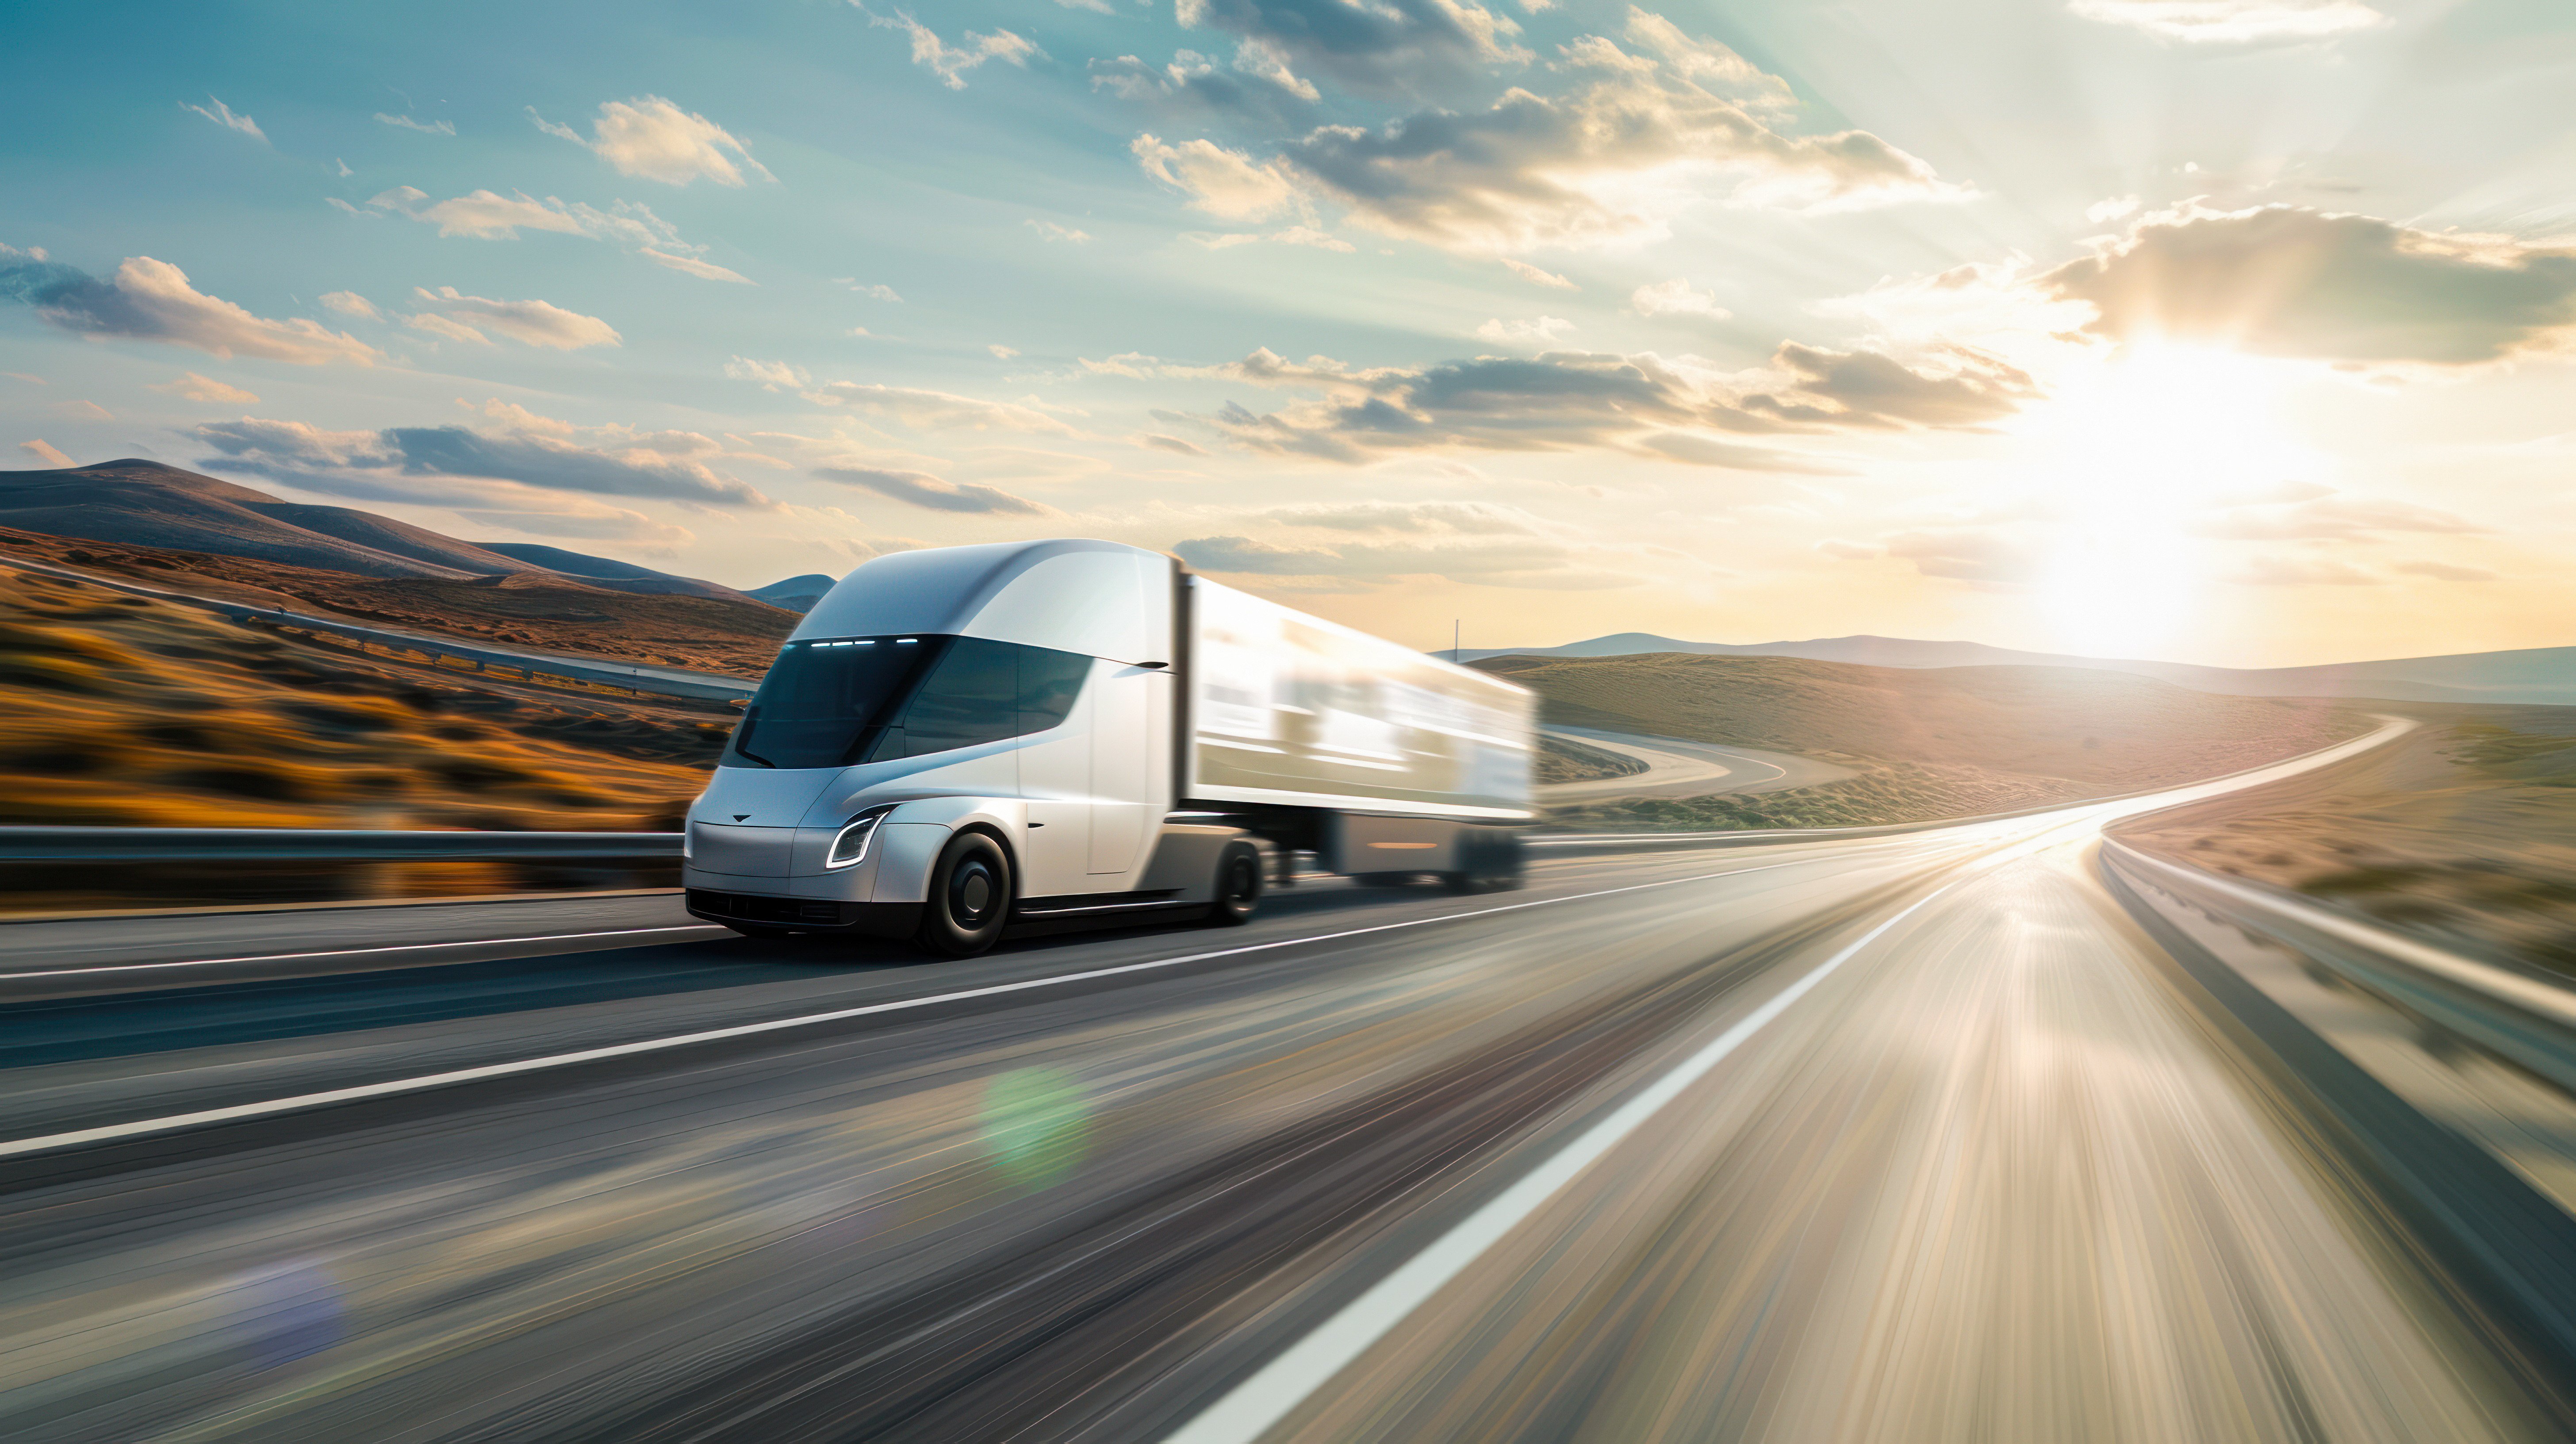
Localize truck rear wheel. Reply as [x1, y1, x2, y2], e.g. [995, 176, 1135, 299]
[915, 832, 1012, 957]
[1207, 844, 1262, 926]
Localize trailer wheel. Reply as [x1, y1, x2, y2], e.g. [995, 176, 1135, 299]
[915, 832, 1012, 957]
[1206, 844, 1262, 926]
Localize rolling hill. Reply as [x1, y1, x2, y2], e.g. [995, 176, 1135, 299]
[1454, 631, 2576, 707]
[1476, 651, 2373, 828]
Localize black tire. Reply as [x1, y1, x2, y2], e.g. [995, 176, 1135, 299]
[915, 831, 1012, 957]
[1207, 844, 1262, 926]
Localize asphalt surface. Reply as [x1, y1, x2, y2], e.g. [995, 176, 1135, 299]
[7, 718, 2575, 1443]
[1540, 724, 1858, 803]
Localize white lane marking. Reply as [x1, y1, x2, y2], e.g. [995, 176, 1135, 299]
[0, 856, 1857, 1160]
[0, 926, 728, 981]
[1159, 879, 1963, 1444]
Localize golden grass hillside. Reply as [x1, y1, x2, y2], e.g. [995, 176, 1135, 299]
[1477, 652, 2372, 829]
[0, 564, 733, 832]
[0, 524, 794, 678]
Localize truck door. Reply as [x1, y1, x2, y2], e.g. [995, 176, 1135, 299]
[1089, 663, 1169, 876]
[1017, 648, 1094, 899]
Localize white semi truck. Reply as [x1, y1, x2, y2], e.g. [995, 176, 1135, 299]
[683, 539, 1537, 955]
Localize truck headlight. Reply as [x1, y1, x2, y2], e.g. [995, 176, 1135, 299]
[826, 806, 896, 868]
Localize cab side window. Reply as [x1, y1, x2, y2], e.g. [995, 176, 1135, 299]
[1018, 646, 1091, 734]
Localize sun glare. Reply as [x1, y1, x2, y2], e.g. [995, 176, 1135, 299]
[2023, 344, 2319, 658]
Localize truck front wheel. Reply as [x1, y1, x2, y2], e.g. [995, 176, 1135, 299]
[915, 832, 1012, 957]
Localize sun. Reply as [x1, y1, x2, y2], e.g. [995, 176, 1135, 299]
[2020, 343, 2320, 658]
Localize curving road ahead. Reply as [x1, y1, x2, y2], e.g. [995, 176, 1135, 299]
[6, 718, 2575, 1444]
[1540, 723, 1855, 802]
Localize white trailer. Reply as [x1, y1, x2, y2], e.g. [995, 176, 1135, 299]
[683, 539, 1535, 954]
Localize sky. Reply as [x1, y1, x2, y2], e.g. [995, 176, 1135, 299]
[2, 0, 2571, 669]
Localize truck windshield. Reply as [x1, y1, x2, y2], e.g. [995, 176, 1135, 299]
[722, 636, 949, 769]
[722, 636, 1096, 769]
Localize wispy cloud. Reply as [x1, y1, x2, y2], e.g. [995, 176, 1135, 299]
[856, 4, 1044, 89]
[411, 286, 621, 349]
[529, 96, 772, 186]
[724, 356, 810, 390]
[364, 187, 752, 282]
[374, 112, 456, 135]
[17, 439, 74, 467]
[813, 463, 1051, 514]
[181, 95, 265, 142]
[197, 415, 773, 507]
[1024, 219, 1093, 243]
[150, 371, 260, 403]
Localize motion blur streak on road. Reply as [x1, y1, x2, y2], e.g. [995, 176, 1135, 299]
[4, 718, 2563, 1443]
[1230, 841, 2516, 1444]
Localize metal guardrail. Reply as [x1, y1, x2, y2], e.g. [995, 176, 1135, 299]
[0, 828, 683, 864]
[2101, 838, 2576, 1091]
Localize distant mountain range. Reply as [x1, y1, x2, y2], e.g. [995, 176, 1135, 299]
[0, 459, 821, 608]
[1453, 632, 2576, 707]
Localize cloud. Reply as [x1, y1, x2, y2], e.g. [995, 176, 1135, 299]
[1633, 430, 1854, 473]
[150, 371, 260, 403]
[987, 343, 1020, 359]
[1881, 526, 2044, 585]
[52, 399, 113, 421]
[1475, 315, 1576, 344]
[1814, 538, 1881, 559]
[529, 96, 771, 186]
[813, 463, 1049, 514]
[0, 255, 380, 365]
[2085, 194, 2141, 224]
[318, 290, 380, 320]
[2189, 493, 2483, 541]
[452, 507, 694, 546]
[196, 416, 774, 508]
[2220, 554, 2386, 586]
[1089, 50, 1318, 123]
[181, 96, 265, 142]
[1133, 134, 1301, 221]
[1254, 499, 1538, 534]
[2392, 559, 2498, 582]
[1503, 258, 1575, 288]
[1272, 225, 1355, 251]
[1618, 7, 1793, 109]
[18, 439, 73, 467]
[858, 5, 1044, 89]
[1150, 339, 2032, 461]
[366, 187, 752, 282]
[2068, 0, 2388, 45]
[1249, 31, 1967, 253]
[1025, 219, 1094, 243]
[1172, 0, 1530, 96]
[804, 381, 1080, 435]
[406, 312, 489, 344]
[411, 286, 621, 349]
[2045, 205, 2576, 364]
[1172, 532, 1644, 590]
[375, 112, 455, 135]
[725, 356, 809, 391]
[1631, 277, 1728, 318]
[637, 249, 754, 284]
[838, 280, 903, 301]
[1138, 432, 1211, 456]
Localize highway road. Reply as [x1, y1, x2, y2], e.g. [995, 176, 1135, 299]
[6, 718, 2576, 1443]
